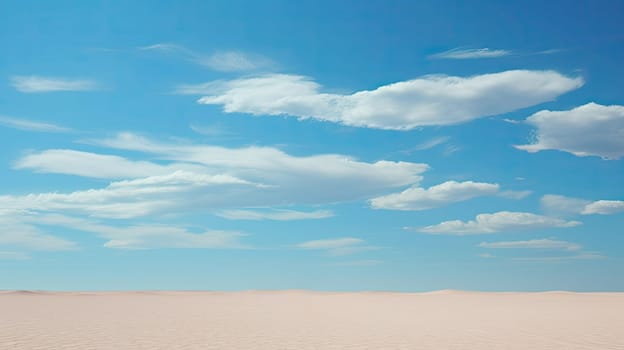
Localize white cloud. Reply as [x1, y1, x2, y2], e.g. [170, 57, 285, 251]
[581, 200, 624, 215]
[541, 194, 589, 214]
[516, 103, 624, 159]
[193, 70, 582, 130]
[204, 51, 272, 72]
[0, 116, 70, 133]
[0, 170, 261, 219]
[430, 48, 511, 59]
[13, 149, 216, 179]
[370, 180, 500, 211]
[479, 239, 581, 251]
[498, 190, 532, 199]
[410, 136, 450, 151]
[541, 195, 624, 216]
[15, 149, 207, 179]
[6, 133, 427, 218]
[216, 209, 334, 221]
[513, 252, 605, 262]
[0, 210, 78, 251]
[140, 43, 271, 72]
[11, 76, 98, 93]
[91, 133, 428, 203]
[0, 251, 30, 260]
[10, 212, 246, 250]
[297, 237, 377, 256]
[416, 211, 581, 235]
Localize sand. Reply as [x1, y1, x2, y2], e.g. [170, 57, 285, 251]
[1, 290, 623, 349]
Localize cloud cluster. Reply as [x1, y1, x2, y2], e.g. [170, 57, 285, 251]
[190, 70, 582, 130]
[6, 133, 428, 220]
[516, 103, 624, 159]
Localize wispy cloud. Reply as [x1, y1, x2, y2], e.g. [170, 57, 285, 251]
[410, 136, 450, 151]
[297, 238, 378, 256]
[371, 180, 500, 211]
[3, 211, 247, 250]
[513, 252, 605, 262]
[0, 251, 31, 260]
[0, 210, 78, 252]
[430, 48, 512, 59]
[0, 116, 70, 133]
[11, 76, 98, 93]
[217, 209, 334, 221]
[140, 43, 272, 72]
[7, 133, 427, 219]
[541, 194, 624, 216]
[479, 239, 581, 251]
[414, 211, 581, 235]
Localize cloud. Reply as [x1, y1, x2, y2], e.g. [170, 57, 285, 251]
[429, 48, 511, 59]
[370, 180, 500, 211]
[140, 43, 271, 72]
[204, 51, 272, 72]
[541, 195, 624, 216]
[498, 190, 532, 199]
[193, 70, 582, 130]
[0, 170, 262, 219]
[410, 136, 450, 151]
[0, 251, 30, 260]
[515, 103, 624, 159]
[0, 210, 78, 251]
[15, 149, 208, 179]
[297, 237, 377, 256]
[582, 200, 624, 215]
[416, 211, 581, 235]
[11, 76, 98, 93]
[8, 212, 246, 250]
[216, 209, 334, 221]
[0, 116, 70, 133]
[513, 252, 605, 262]
[479, 239, 581, 251]
[6, 133, 427, 218]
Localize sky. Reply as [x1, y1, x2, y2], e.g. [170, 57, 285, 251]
[1, 0, 623, 291]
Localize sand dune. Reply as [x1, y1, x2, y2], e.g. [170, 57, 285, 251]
[1, 290, 623, 349]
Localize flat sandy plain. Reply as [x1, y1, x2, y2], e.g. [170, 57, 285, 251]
[1, 290, 623, 349]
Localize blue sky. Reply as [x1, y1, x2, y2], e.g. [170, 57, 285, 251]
[1, 0, 623, 291]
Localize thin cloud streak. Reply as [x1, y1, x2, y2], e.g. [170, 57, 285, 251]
[0, 116, 70, 133]
[11, 76, 98, 93]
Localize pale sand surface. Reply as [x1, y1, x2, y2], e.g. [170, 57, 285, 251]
[1, 290, 623, 349]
